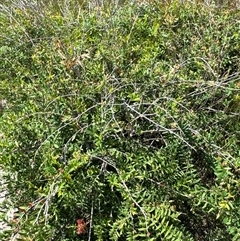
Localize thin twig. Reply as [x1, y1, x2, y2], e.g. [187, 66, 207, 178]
[88, 199, 94, 241]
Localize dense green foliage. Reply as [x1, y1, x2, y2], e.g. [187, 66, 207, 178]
[0, 1, 240, 240]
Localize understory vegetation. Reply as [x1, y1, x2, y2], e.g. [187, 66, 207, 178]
[0, 0, 239, 240]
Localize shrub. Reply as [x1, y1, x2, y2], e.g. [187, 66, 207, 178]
[0, 0, 239, 240]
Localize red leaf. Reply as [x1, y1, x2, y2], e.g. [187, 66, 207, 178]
[76, 219, 88, 235]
